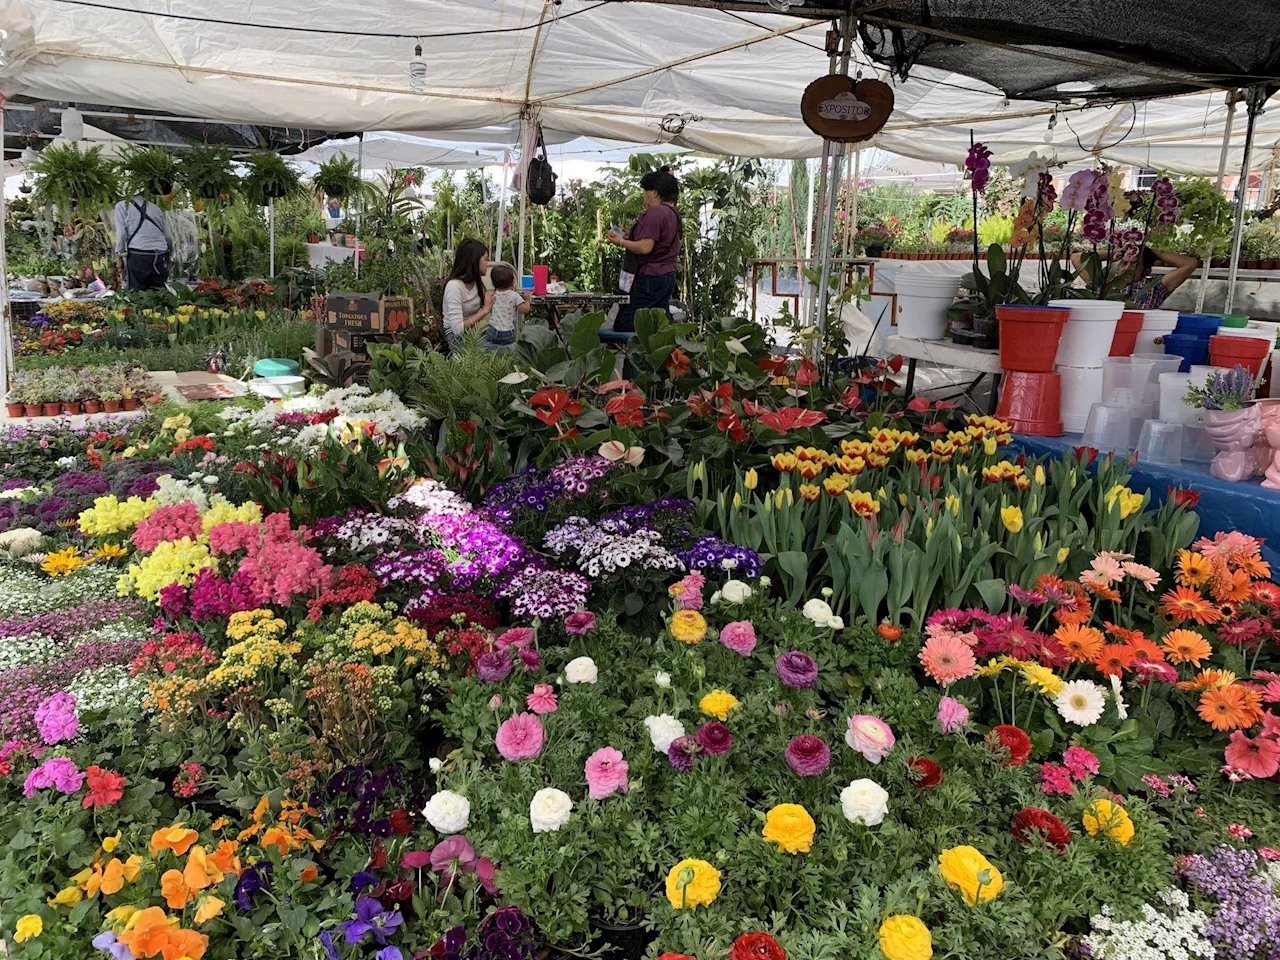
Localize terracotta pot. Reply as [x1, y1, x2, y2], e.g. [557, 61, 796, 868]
[42, 402, 61, 417]
[6, 402, 24, 418]
[1204, 406, 1262, 481]
[61, 402, 80, 415]
[121, 397, 138, 411]
[103, 400, 121, 413]
[24, 403, 41, 417]
[83, 400, 101, 414]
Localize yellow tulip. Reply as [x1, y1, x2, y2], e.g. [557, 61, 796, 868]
[1001, 505, 1024, 534]
[1057, 546, 1070, 564]
[744, 468, 758, 490]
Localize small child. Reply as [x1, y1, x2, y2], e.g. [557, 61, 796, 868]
[484, 265, 531, 352]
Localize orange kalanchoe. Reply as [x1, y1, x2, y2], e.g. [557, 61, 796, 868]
[1160, 586, 1223, 626]
[1055, 624, 1104, 662]
[1198, 685, 1254, 732]
[1161, 629, 1212, 666]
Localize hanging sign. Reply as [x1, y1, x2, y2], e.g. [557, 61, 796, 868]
[801, 75, 894, 143]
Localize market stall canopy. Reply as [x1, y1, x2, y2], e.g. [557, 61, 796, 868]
[0, 0, 1278, 172]
[297, 137, 500, 170]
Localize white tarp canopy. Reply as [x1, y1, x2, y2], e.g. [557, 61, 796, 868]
[1, 0, 1278, 174]
[297, 137, 500, 170]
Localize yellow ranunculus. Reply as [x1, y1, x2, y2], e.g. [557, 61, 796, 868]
[1083, 798, 1134, 846]
[14, 915, 43, 942]
[699, 689, 739, 721]
[762, 803, 816, 854]
[669, 610, 707, 644]
[665, 858, 721, 909]
[1000, 505, 1024, 534]
[879, 915, 933, 960]
[938, 845, 1003, 905]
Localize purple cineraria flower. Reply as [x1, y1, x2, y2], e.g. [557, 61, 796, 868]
[776, 651, 818, 689]
[497, 564, 591, 620]
[677, 536, 761, 578]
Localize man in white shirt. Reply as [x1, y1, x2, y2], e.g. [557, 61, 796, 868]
[113, 195, 172, 290]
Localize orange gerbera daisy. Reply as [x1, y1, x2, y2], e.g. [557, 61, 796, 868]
[1198, 685, 1253, 731]
[1104, 621, 1146, 645]
[1238, 553, 1272, 580]
[1160, 586, 1223, 626]
[1082, 576, 1123, 603]
[1240, 685, 1266, 726]
[1161, 629, 1212, 666]
[1175, 549, 1214, 588]
[1094, 643, 1137, 678]
[1055, 623, 1105, 662]
[1177, 668, 1238, 691]
[1211, 568, 1253, 604]
[1126, 636, 1165, 662]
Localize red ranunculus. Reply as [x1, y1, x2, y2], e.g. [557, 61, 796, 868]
[1011, 806, 1072, 851]
[907, 756, 944, 788]
[757, 406, 827, 433]
[656, 955, 697, 960]
[1167, 486, 1201, 510]
[989, 724, 1032, 766]
[82, 765, 126, 809]
[729, 933, 786, 960]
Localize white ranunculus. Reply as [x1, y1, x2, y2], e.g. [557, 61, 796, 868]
[802, 598, 834, 626]
[643, 714, 685, 753]
[429, 758, 444, 773]
[840, 779, 889, 826]
[654, 671, 672, 689]
[719, 579, 753, 604]
[828, 616, 845, 631]
[422, 790, 470, 833]
[565, 656, 598, 684]
[529, 787, 573, 833]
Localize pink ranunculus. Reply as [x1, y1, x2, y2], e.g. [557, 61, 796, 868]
[1224, 730, 1280, 780]
[845, 715, 895, 764]
[496, 628, 535, 650]
[495, 713, 545, 761]
[719, 620, 757, 657]
[584, 746, 629, 800]
[564, 611, 596, 636]
[519, 648, 541, 672]
[429, 835, 477, 880]
[937, 696, 970, 734]
[526, 684, 558, 715]
[784, 735, 831, 776]
[476, 857, 500, 894]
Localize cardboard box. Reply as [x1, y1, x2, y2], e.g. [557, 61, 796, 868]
[334, 329, 391, 363]
[325, 293, 415, 335]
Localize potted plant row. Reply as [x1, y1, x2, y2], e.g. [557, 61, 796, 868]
[4, 363, 154, 418]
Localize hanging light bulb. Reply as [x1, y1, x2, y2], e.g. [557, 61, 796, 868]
[408, 43, 426, 93]
[60, 104, 84, 141]
[1043, 110, 1058, 144]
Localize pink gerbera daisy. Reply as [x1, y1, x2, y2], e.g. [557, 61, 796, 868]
[925, 608, 973, 639]
[1121, 562, 1161, 591]
[1089, 554, 1126, 584]
[918, 634, 977, 687]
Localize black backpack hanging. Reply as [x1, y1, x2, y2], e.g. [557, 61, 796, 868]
[526, 128, 557, 206]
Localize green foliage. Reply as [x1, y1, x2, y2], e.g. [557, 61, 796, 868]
[30, 143, 120, 218]
[118, 146, 180, 199]
[311, 154, 364, 201]
[177, 144, 239, 201]
[243, 152, 303, 204]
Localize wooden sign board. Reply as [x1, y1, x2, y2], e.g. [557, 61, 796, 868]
[801, 76, 894, 143]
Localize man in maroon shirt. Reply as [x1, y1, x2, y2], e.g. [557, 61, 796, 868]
[608, 168, 681, 332]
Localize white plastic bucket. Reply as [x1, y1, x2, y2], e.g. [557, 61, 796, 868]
[1059, 363, 1105, 434]
[1049, 299, 1124, 367]
[1132, 309, 1178, 354]
[895, 272, 961, 340]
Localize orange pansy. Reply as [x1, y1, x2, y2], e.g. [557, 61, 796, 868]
[151, 823, 200, 857]
[162, 927, 209, 960]
[160, 869, 194, 910]
[209, 840, 241, 876]
[99, 858, 127, 896]
[118, 906, 172, 958]
[194, 895, 225, 925]
[300, 865, 319, 883]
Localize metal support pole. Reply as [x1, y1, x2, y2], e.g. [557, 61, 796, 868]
[0, 97, 10, 408]
[1196, 92, 1237, 312]
[802, 158, 816, 324]
[354, 135, 363, 279]
[268, 197, 275, 278]
[810, 145, 830, 327]
[1225, 86, 1266, 315]
[495, 149, 510, 262]
[516, 115, 530, 277]
[814, 10, 855, 339]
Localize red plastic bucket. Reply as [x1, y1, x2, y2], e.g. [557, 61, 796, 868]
[997, 305, 1069, 373]
[1209, 334, 1271, 377]
[995, 370, 1063, 436]
[1109, 310, 1145, 357]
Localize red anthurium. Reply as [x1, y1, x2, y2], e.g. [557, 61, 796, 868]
[742, 398, 766, 417]
[529, 387, 583, 431]
[605, 391, 646, 426]
[887, 355, 904, 373]
[795, 358, 819, 386]
[718, 412, 746, 442]
[597, 379, 635, 394]
[907, 396, 932, 413]
[758, 406, 827, 433]
[759, 355, 790, 375]
[934, 399, 957, 410]
[922, 421, 949, 433]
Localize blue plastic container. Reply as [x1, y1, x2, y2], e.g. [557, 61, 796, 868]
[1163, 333, 1211, 372]
[1174, 313, 1223, 337]
[521, 275, 535, 290]
[254, 358, 300, 378]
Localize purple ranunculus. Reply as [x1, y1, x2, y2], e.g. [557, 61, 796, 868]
[475, 649, 513, 684]
[694, 721, 733, 756]
[564, 611, 596, 636]
[518, 647, 541, 672]
[667, 735, 701, 772]
[776, 650, 818, 689]
[784, 734, 831, 777]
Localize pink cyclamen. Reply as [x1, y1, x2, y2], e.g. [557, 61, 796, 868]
[495, 712, 545, 761]
[584, 747, 629, 799]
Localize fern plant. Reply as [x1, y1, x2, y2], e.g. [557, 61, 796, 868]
[312, 155, 366, 202]
[119, 145, 179, 198]
[31, 143, 119, 216]
[178, 145, 239, 201]
[244, 152, 302, 204]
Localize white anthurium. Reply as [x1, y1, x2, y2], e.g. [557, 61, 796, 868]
[499, 370, 530, 385]
[623, 446, 645, 467]
[725, 337, 748, 355]
[598, 440, 627, 461]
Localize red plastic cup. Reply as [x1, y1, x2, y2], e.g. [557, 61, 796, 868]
[532, 265, 549, 296]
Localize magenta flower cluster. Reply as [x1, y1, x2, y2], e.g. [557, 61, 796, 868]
[33, 692, 78, 744]
[132, 502, 203, 552]
[23, 756, 83, 797]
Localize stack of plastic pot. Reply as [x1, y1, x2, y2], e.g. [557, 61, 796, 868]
[1163, 313, 1221, 371]
[1209, 324, 1274, 378]
[1048, 299, 1125, 433]
[1132, 310, 1179, 354]
[994, 304, 1070, 435]
[1080, 357, 1158, 454]
[1109, 309, 1145, 356]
